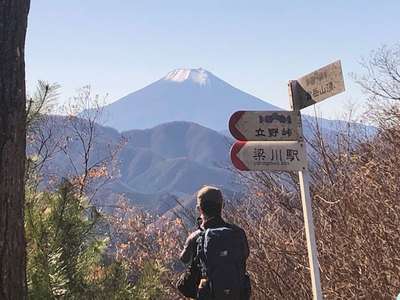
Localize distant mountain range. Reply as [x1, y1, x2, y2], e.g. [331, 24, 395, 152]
[118, 121, 237, 195]
[39, 68, 372, 218]
[97, 68, 279, 131]
[34, 118, 240, 215]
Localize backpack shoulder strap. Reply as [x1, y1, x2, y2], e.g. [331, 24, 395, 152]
[196, 229, 208, 278]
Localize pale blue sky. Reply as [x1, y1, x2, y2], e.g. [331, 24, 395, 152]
[26, 1, 400, 119]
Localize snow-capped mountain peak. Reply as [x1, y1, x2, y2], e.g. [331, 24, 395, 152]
[98, 67, 279, 131]
[164, 68, 210, 85]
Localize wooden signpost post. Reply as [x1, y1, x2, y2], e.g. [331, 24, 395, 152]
[229, 60, 345, 300]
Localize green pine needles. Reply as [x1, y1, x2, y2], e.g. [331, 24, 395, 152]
[25, 181, 129, 299]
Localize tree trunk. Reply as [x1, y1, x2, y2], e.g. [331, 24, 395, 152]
[0, 1, 30, 299]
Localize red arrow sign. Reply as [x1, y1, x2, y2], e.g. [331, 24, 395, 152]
[230, 141, 249, 171]
[230, 141, 307, 172]
[229, 110, 301, 141]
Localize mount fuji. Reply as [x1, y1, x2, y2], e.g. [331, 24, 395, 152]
[100, 68, 279, 131]
[43, 68, 372, 215]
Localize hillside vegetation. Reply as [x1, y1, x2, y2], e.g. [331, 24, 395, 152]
[25, 46, 400, 299]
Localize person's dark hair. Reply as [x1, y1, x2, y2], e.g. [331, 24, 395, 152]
[197, 186, 223, 217]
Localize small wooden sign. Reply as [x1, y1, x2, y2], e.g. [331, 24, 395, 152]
[290, 60, 345, 110]
[230, 141, 307, 171]
[229, 110, 301, 141]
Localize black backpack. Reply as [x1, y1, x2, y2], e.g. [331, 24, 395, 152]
[176, 256, 201, 298]
[196, 225, 250, 300]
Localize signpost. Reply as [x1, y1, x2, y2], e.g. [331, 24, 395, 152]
[231, 141, 307, 171]
[229, 60, 345, 300]
[229, 110, 301, 141]
[290, 60, 345, 110]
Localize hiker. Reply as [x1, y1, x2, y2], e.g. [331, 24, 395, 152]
[179, 186, 251, 300]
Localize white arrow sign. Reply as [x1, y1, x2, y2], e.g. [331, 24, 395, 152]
[229, 110, 301, 141]
[230, 141, 307, 171]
